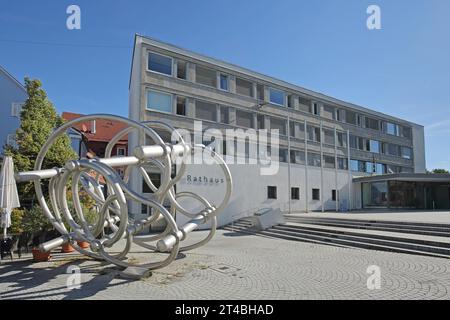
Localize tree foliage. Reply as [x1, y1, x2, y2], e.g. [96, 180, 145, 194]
[431, 169, 450, 174]
[5, 78, 77, 204]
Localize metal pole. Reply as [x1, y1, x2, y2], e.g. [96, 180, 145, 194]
[287, 115, 292, 214]
[320, 121, 324, 213]
[347, 129, 352, 211]
[304, 120, 309, 213]
[334, 126, 339, 212]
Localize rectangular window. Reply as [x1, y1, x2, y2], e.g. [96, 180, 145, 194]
[308, 152, 321, 167]
[289, 121, 296, 138]
[349, 135, 358, 149]
[176, 60, 187, 79]
[257, 84, 265, 101]
[236, 77, 254, 97]
[338, 157, 348, 170]
[257, 114, 265, 129]
[357, 137, 365, 151]
[401, 146, 412, 159]
[268, 186, 277, 199]
[269, 88, 285, 106]
[312, 189, 320, 201]
[332, 190, 337, 201]
[148, 52, 172, 76]
[307, 125, 321, 143]
[386, 143, 400, 156]
[385, 122, 399, 136]
[322, 105, 335, 120]
[142, 173, 161, 194]
[401, 126, 412, 139]
[365, 117, 380, 130]
[147, 90, 173, 113]
[323, 129, 335, 146]
[195, 100, 217, 121]
[279, 149, 288, 163]
[336, 109, 343, 122]
[323, 155, 335, 169]
[196, 65, 217, 87]
[291, 187, 300, 200]
[270, 118, 287, 135]
[287, 95, 293, 108]
[176, 96, 186, 116]
[290, 150, 306, 165]
[298, 97, 311, 113]
[345, 110, 357, 125]
[219, 74, 229, 91]
[350, 159, 359, 172]
[116, 147, 126, 156]
[369, 140, 380, 153]
[236, 110, 254, 128]
[312, 102, 320, 115]
[337, 132, 347, 147]
[220, 106, 229, 124]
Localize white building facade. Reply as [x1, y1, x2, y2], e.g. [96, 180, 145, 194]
[128, 35, 426, 228]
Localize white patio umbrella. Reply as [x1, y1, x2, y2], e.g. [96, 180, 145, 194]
[0, 156, 20, 238]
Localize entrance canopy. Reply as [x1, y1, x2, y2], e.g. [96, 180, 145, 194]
[353, 173, 450, 210]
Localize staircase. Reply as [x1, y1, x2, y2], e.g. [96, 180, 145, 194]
[223, 215, 450, 259]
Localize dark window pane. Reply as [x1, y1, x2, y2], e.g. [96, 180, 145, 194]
[268, 186, 277, 199]
[148, 52, 172, 75]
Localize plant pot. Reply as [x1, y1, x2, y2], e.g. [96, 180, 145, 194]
[32, 248, 51, 262]
[77, 241, 90, 249]
[61, 242, 75, 253]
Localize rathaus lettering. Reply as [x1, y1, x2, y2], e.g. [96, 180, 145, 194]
[186, 175, 224, 184]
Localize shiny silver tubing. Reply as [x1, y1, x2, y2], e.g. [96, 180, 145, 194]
[14, 145, 188, 183]
[156, 211, 211, 252]
[39, 216, 120, 252]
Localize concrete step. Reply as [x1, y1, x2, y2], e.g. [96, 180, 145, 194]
[223, 224, 352, 249]
[261, 227, 450, 259]
[275, 223, 450, 253]
[285, 216, 450, 237]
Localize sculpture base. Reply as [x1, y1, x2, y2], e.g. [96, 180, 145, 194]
[119, 266, 152, 280]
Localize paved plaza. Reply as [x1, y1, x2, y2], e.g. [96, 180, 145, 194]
[1, 225, 450, 300]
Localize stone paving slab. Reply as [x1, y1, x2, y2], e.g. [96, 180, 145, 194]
[1, 229, 449, 300]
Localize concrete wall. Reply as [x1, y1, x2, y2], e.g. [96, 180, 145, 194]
[412, 124, 426, 173]
[172, 160, 355, 229]
[0, 69, 27, 155]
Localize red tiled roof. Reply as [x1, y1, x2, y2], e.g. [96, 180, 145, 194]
[62, 112, 129, 143]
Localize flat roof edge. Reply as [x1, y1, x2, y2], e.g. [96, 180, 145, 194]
[136, 34, 422, 128]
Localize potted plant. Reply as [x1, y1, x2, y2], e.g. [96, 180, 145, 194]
[76, 208, 99, 249]
[61, 241, 75, 253]
[8, 209, 25, 257]
[23, 206, 54, 262]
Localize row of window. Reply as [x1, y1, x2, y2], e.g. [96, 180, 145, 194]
[349, 159, 414, 174]
[268, 186, 337, 201]
[147, 90, 414, 162]
[349, 135, 413, 159]
[147, 51, 413, 140]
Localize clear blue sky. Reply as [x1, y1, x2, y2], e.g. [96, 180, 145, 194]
[1, 0, 449, 170]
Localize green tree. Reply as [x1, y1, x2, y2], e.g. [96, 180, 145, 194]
[5, 78, 77, 205]
[431, 169, 450, 174]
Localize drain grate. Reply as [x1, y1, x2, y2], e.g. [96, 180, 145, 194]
[210, 263, 241, 275]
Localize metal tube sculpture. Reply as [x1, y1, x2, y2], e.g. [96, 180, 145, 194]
[14, 114, 232, 272]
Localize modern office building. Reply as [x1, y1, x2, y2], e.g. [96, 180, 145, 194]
[128, 35, 448, 227]
[0, 65, 27, 157]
